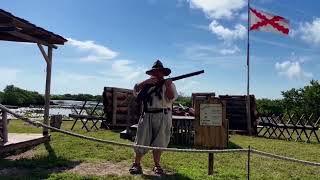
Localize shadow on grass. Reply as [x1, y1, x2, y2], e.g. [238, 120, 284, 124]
[168, 141, 243, 150]
[142, 173, 192, 180]
[0, 142, 81, 179]
[228, 141, 243, 149]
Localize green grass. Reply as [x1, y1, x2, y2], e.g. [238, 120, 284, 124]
[1, 120, 319, 180]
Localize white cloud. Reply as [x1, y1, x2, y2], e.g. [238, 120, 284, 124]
[109, 60, 146, 80]
[175, 79, 201, 95]
[187, 0, 246, 19]
[219, 46, 240, 55]
[66, 38, 118, 62]
[182, 44, 241, 59]
[298, 18, 320, 45]
[52, 62, 146, 95]
[275, 61, 312, 79]
[209, 20, 246, 41]
[184, 0, 247, 42]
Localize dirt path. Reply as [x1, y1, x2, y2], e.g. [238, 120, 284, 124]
[2, 149, 174, 177]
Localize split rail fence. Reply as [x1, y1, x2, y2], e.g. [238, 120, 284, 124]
[257, 113, 320, 143]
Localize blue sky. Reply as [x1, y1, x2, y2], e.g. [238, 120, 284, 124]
[0, 0, 319, 99]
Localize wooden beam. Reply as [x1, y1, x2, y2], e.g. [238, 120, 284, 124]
[0, 17, 13, 24]
[6, 30, 57, 49]
[10, 31, 57, 49]
[43, 47, 53, 136]
[0, 134, 50, 154]
[37, 43, 49, 63]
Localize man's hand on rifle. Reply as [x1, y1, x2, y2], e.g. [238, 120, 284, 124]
[135, 78, 159, 92]
[145, 78, 159, 85]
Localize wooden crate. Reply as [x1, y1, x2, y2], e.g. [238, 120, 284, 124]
[219, 95, 257, 134]
[102, 87, 141, 128]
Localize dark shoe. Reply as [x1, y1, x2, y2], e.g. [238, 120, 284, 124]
[129, 163, 143, 175]
[153, 165, 165, 175]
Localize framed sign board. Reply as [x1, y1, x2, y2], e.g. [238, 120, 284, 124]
[200, 104, 222, 126]
[193, 93, 228, 149]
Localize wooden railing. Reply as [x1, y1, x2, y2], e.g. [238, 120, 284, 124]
[257, 113, 320, 143]
[0, 109, 8, 145]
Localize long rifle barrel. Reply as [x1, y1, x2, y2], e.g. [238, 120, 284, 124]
[170, 70, 204, 81]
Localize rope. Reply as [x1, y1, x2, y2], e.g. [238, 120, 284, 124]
[1, 104, 320, 167]
[251, 149, 320, 167]
[0, 104, 247, 153]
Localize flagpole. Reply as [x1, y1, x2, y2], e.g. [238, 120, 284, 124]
[246, 0, 252, 136]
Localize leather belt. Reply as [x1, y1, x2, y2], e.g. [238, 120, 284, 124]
[144, 108, 171, 114]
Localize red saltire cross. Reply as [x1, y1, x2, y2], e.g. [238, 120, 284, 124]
[250, 8, 289, 35]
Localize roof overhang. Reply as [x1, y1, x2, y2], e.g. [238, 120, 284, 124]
[0, 9, 67, 49]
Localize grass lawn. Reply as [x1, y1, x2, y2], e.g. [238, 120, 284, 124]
[1, 120, 319, 180]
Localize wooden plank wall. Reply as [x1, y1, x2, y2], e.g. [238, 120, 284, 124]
[102, 87, 141, 127]
[219, 95, 257, 134]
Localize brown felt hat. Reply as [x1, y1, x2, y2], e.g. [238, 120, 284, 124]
[146, 60, 171, 76]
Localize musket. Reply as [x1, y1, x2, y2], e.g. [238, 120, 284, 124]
[136, 70, 204, 102]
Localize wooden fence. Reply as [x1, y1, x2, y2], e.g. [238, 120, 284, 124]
[0, 109, 8, 144]
[257, 113, 320, 143]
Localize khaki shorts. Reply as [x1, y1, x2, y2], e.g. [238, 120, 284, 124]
[134, 111, 172, 155]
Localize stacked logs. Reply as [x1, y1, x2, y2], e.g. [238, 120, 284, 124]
[0, 110, 3, 142]
[102, 87, 141, 128]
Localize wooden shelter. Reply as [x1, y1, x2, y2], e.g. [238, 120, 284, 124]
[0, 9, 67, 152]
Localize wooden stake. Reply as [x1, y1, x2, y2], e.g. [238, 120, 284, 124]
[247, 146, 251, 180]
[208, 153, 214, 175]
[2, 111, 8, 143]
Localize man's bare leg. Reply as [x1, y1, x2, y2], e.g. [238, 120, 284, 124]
[134, 153, 143, 164]
[129, 153, 144, 174]
[152, 150, 162, 166]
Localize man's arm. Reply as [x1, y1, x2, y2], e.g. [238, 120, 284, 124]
[164, 80, 176, 100]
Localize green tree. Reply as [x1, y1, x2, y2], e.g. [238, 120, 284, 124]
[256, 98, 284, 116]
[280, 80, 320, 118]
[0, 91, 3, 103]
[2, 85, 44, 106]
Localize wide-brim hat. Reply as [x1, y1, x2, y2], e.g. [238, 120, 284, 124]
[146, 60, 171, 76]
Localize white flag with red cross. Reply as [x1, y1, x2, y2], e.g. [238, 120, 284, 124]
[250, 7, 289, 35]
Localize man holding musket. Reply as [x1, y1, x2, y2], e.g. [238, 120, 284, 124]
[129, 60, 178, 175]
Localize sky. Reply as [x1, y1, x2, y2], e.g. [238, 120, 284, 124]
[0, 0, 319, 99]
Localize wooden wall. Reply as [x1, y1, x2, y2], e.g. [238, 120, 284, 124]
[102, 87, 141, 128]
[219, 95, 257, 134]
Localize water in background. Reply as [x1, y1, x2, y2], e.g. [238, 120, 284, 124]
[8, 100, 101, 119]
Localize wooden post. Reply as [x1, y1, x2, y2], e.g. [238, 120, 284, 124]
[247, 146, 251, 180]
[43, 46, 53, 136]
[246, 0, 252, 136]
[112, 88, 117, 125]
[2, 111, 8, 143]
[208, 153, 214, 175]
